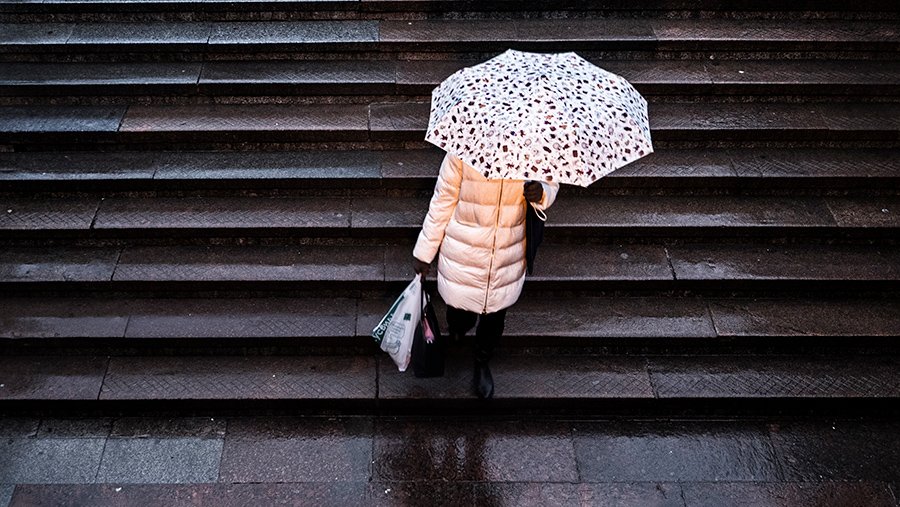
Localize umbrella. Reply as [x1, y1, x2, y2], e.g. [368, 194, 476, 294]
[425, 49, 653, 187]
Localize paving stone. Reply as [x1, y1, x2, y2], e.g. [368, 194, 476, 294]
[94, 196, 350, 231]
[0, 438, 105, 483]
[651, 19, 900, 50]
[219, 416, 372, 482]
[0, 246, 119, 283]
[0, 355, 107, 400]
[368, 101, 429, 141]
[649, 103, 830, 140]
[474, 482, 684, 507]
[0, 151, 159, 182]
[667, 243, 900, 282]
[573, 420, 781, 482]
[770, 419, 900, 481]
[708, 297, 900, 337]
[36, 418, 112, 438]
[373, 418, 577, 482]
[96, 437, 223, 483]
[516, 18, 655, 43]
[0, 297, 128, 339]
[8, 483, 369, 507]
[379, 354, 653, 400]
[209, 21, 377, 46]
[0, 485, 10, 507]
[113, 245, 383, 283]
[0, 418, 38, 437]
[154, 150, 380, 182]
[550, 195, 835, 229]
[369, 482, 474, 506]
[648, 355, 900, 398]
[378, 19, 519, 45]
[0, 106, 125, 133]
[119, 104, 369, 142]
[124, 297, 356, 339]
[730, 148, 900, 179]
[825, 196, 900, 228]
[0, 62, 202, 87]
[593, 59, 713, 90]
[705, 60, 900, 91]
[0, 23, 72, 44]
[0, 197, 98, 231]
[200, 60, 396, 95]
[681, 481, 897, 507]
[111, 416, 226, 438]
[100, 355, 374, 400]
[507, 296, 716, 338]
[67, 22, 211, 45]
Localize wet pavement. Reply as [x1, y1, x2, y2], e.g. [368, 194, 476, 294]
[1, 415, 898, 506]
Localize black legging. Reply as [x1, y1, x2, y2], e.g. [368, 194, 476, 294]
[446, 305, 507, 363]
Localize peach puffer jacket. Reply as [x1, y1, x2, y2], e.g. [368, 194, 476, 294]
[413, 153, 559, 314]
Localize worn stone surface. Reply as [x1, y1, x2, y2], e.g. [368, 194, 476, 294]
[668, 243, 900, 282]
[825, 196, 900, 228]
[524, 243, 674, 283]
[124, 297, 356, 338]
[0, 419, 38, 438]
[0, 438, 105, 484]
[67, 22, 211, 45]
[0, 297, 128, 338]
[730, 148, 900, 179]
[0, 23, 72, 44]
[708, 297, 900, 337]
[0, 355, 107, 400]
[209, 21, 377, 45]
[351, 196, 427, 230]
[0, 246, 119, 283]
[0, 197, 98, 231]
[110, 417, 226, 439]
[219, 417, 372, 482]
[113, 245, 383, 282]
[649, 102, 830, 139]
[0, 151, 159, 181]
[0, 485, 11, 507]
[0, 62, 202, 86]
[9, 483, 369, 507]
[200, 60, 395, 95]
[94, 196, 351, 230]
[96, 438, 223, 483]
[378, 19, 518, 43]
[379, 149, 443, 180]
[0, 106, 125, 133]
[369, 481, 474, 506]
[681, 481, 897, 507]
[573, 420, 781, 482]
[648, 355, 900, 398]
[374, 418, 577, 482]
[475, 482, 684, 507]
[607, 148, 735, 180]
[36, 418, 112, 438]
[153, 150, 380, 182]
[770, 419, 900, 482]
[368, 101, 429, 141]
[100, 355, 374, 400]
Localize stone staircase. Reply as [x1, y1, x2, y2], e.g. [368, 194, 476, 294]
[1, 1, 899, 416]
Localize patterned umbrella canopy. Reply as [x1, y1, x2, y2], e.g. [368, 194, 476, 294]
[425, 49, 653, 187]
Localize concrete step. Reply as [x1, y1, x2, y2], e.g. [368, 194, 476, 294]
[1, 19, 897, 59]
[2, 352, 899, 416]
[1, 242, 898, 294]
[2, 60, 898, 99]
[1, 294, 897, 355]
[2, 102, 899, 149]
[2, 148, 898, 193]
[1, 194, 898, 240]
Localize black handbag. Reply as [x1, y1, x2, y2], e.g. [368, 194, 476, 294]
[411, 284, 445, 378]
[525, 201, 545, 275]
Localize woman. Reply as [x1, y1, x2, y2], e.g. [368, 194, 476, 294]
[412, 152, 559, 398]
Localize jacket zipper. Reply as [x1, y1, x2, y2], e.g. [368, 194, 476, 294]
[483, 180, 503, 314]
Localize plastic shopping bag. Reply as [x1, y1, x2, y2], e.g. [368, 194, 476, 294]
[372, 273, 423, 372]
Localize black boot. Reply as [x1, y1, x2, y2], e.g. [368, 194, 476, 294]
[473, 360, 494, 399]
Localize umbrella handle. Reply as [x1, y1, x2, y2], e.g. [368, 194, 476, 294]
[528, 201, 548, 221]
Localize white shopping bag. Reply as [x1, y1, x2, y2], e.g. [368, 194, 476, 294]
[372, 273, 423, 372]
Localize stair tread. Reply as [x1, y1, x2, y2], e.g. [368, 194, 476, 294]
[2, 19, 897, 50]
[3, 242, 898, 285]
[2, 148, 898, 184]
[3, 353, 899, 402]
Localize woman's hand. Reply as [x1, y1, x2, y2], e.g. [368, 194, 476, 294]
[524, 181, 543, 203]
[413, 257, 431, 277]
